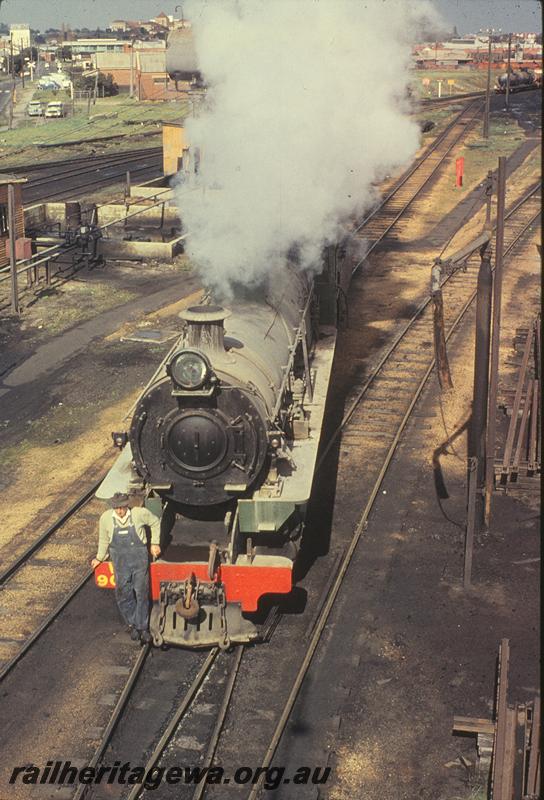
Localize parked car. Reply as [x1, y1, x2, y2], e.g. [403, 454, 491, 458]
[45, 101, 66, 118]
[27, 100, 45, 117]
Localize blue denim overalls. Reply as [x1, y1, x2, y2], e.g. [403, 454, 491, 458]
[109, 510, 150, 632]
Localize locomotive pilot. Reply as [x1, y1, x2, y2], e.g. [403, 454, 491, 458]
[91, 493, 161, 644]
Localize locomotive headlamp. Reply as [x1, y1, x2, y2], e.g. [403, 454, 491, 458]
[111, 431, 128, 449]
[168, 350, 210, 390]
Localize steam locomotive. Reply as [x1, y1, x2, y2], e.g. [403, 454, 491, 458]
[94, 252, 347, 648]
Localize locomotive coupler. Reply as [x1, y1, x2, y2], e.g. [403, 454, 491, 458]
[174, 574, 200, 620]
[151, 574, 256, 649]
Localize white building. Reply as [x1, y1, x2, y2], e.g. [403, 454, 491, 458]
[9, 24, 31, 53]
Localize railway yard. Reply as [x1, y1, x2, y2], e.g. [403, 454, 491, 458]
[0, 61, 541, 800]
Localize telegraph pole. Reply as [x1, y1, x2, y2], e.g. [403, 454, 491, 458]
[19, 39, 25, 89]
[483, 31, 493, 138]
[8, 38, 14, 130]
[129, 40, 134, 98]
[505, 33, 512, 110]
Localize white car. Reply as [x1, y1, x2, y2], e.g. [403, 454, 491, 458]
[45, 101, 65, 118]
[27, 100, 45, 117]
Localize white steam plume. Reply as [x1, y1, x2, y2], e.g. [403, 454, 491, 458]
[179, 0, 438, 294]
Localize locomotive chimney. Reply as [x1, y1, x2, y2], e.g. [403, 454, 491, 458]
[179, 305, 231, 352]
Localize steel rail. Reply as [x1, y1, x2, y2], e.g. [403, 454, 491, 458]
[246, 182, 541, 800]
[73, 642, 151, 800]
[191, 646, 245, 800]
[351, 101, 483, 273]
[316, 181, 541, 472]
[0, 479, 102, 586]
[125, 648, 220, 800]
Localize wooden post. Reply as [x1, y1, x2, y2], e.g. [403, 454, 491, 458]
[491, 639, 511, 800]
[464, 456, 478, 587]
[7, 183, 20, 315]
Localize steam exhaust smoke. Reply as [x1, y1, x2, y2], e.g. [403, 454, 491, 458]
[179, 0, 439, 294]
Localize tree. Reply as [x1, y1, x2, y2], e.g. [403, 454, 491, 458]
[57, 45, 73, 61]
[74, 71, 119, 96]
[7, 48, 37, 76]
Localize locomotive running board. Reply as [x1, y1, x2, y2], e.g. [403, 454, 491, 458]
[150, 601, 257, 648]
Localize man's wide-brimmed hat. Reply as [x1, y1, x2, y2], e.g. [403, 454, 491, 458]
[109, 493, 130, 508]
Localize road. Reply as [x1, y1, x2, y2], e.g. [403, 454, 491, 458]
[0, 76, 18, 118]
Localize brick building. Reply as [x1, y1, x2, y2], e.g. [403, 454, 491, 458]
[93, 47, 175, 99]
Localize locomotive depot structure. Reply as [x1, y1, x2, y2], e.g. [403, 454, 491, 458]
[0, 6, 540, 800]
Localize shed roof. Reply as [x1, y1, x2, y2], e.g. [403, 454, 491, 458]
[0, 173, 28, 185]
[138, 52, 167, 72]
[95, 52, 131, 70]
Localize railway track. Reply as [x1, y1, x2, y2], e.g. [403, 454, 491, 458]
[20, 148, 163, 205]
[69, 646, 243, 800]
[239, 183, 542, 800]
[0, 480, 104, 681]
[58, 187, 539, 800]
[333, 182, 541, 459]
[350, 99, 483, 271]
[9, 146, 162, 176]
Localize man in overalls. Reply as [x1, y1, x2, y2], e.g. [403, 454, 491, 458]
[91, 493, 161, 643]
